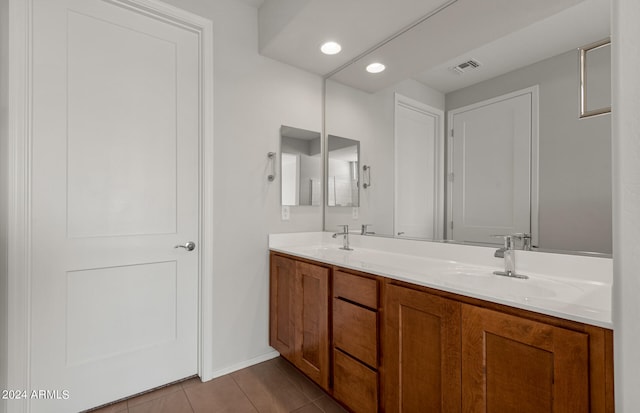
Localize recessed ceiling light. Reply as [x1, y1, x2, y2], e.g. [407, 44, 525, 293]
[320, 41, 342, 55]
[366, 63, 386, 74]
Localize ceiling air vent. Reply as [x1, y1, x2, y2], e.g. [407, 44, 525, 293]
[450, 59, 481, 74]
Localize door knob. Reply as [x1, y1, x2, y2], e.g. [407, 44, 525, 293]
[174, 241, 196, 251]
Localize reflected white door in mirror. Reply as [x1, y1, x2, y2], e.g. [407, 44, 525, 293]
[394, 94, 445, 239]
[327, 135, 360, 207]
[448, 86, 539, 247]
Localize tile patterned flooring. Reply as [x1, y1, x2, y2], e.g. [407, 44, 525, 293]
[89, 357, 348, 413]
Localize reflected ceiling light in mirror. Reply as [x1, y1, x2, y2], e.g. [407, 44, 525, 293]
[320, 41, 342, 55]
[366, 62, 386, 73]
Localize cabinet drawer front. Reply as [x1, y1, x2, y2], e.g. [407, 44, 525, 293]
[334, 349, 378, 413]
[334, 298, 378, 367]
[334, 270, 378, 309]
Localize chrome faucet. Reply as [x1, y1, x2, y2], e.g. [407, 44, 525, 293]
[518, 233, 532, 251]
[332, 225, 353, 250]
[361, 224, 375, 235]
[493, 234, 528, 279]
[493, 233, 532, 255]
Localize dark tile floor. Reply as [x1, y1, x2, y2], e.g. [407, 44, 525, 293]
[90, 357, 348, 413]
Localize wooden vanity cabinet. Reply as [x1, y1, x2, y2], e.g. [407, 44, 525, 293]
[270, 253, 614, 413]
[269, 253, 330, 389]
[384, 281, 614, 413]
[384, 284, 462, 413]
[332, 270, 380, 413]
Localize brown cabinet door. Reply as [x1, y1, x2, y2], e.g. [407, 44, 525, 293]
[294, 260, 330, 389]
[269, 254, 296, 360]
[461, 304, 590, 413]
[384, 285, 462, 413]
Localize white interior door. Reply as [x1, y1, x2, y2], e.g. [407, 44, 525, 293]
[448, 88, 536, 245]
[31, 0, 200, 411]
[394, 94, 444, 239]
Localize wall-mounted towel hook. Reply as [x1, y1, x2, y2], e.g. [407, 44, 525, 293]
[267, 152, 276, 182]
[363, 165, 372, 189]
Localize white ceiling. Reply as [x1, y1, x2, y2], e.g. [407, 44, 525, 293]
[258, 0, 458, 76]
[237, 0, 264, 8]
[258, 0, 611, 93]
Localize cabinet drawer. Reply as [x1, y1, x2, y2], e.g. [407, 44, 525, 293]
[333, 298, 378, 367]
[334, 270, 378, 309]
[334, 349, 378, 413]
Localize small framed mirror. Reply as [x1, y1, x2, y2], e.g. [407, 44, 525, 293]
[280, 125, 322, 206]
[580, 38, 611, 118]
[327, 134, 360, 207]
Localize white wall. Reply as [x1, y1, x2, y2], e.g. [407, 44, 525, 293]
[613, 0, 640, 410]
[325, 78, 444, 235]
[0, 0, 9, 410]
[158, 0, 324, 375]
[446, 49, 612, 254]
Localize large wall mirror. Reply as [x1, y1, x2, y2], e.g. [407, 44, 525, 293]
[324, 0, 612, 255]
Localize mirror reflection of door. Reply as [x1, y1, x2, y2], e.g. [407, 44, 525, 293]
[394, 94, 444, 239]
[281, 152, 300, 205]
[327, 135, 360, 207]
[448, 87, 539, 245]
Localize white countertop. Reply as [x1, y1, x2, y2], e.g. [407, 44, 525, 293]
[269, 232, 613, 329]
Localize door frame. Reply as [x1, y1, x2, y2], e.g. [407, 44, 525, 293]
[446, 86, 540, 246]
[6, 0, 215, 408]
[393, 93, 445, 239]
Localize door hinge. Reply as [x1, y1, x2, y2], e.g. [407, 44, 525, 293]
[451, 129, 454, 137]
[450, 221, 454, 230]
[448, 172, 454, 182]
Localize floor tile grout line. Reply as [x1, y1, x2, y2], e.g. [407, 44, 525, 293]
[272, 358, 349, 412]
[270, 359, 342, 413]
[272, 359, 321, 403]
[180, 387, 197, 413]
[313, 396, 342, 413]
[125, 382, 185, 409]
[230, 373, 262, 413]
[291, 401, 323, 413]
[126, 387, 193, 413]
